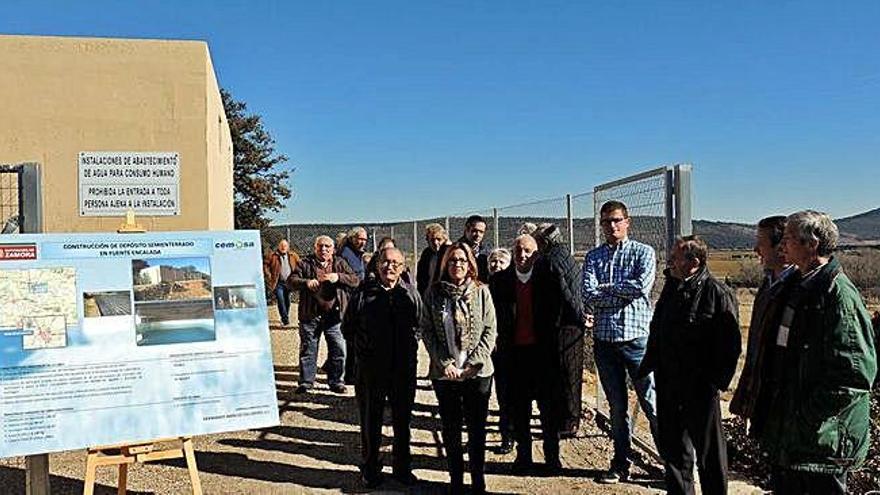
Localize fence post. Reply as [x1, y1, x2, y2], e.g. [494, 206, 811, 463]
[593, 188, 601, 249]
[492, 208, 499, 249]
[20, 163, 42, 234]
[17, 163, 50, 495]
[665, 167, 676, 256]
[390, 225, 395, 241]
[673, 164, 693, 238]
[286, 226, 291, 242]
[371, 227, 377, 252]
[566, 194, 574, 256]
[412, 221, 419, 275]
[444, 216, 450, 234]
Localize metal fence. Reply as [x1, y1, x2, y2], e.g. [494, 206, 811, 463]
[267, 164, 691, 268]
[0, 163, 41, 235]
[0, 165, 23, 234]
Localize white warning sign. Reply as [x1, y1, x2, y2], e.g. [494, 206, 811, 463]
[78, 152, 180, 216]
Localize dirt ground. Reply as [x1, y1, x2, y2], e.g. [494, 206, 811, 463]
[0, 305, 764, 494]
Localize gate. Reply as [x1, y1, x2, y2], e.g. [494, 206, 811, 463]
[0, 163, 42, 234]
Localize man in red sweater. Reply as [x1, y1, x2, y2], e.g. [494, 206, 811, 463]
[489, 234, 563, 474]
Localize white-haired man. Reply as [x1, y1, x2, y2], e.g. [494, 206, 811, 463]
[761, 210, 876, 494]
[290, 235, 359, 394]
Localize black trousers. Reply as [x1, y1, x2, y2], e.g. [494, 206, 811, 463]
[558, 325, 584, 432]
[510, 345, 561, 463]
[344, 341, 357, 385]
[656, 383, 728, 495]
[491, 349, 514, 440]
[434, 376, 492, 492]
[355, 373, 415, 478]
[772, 467, 847, 495]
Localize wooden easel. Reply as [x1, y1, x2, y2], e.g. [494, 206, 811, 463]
[83, 437, 202, 495]
[80, 212, 202, 495]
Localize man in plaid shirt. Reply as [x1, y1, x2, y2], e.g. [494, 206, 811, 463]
[582, 200, 660, 484]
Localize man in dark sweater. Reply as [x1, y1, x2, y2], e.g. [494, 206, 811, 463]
[343, 247, 422, 488]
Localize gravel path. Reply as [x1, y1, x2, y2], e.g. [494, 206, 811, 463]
[0, 306, 764, 494]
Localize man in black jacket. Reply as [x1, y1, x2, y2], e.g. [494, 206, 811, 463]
[342, 247, 422, 488]
[639, 235, 741, 495]
[458, 215, 491, 282]
[534, 223, 586, 437]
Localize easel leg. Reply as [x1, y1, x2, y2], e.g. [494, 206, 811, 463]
[25, 454, 50, 495]
[117, 463, 128, 495]
[83, 451, 98, 495]
[181, 438, 203, 495]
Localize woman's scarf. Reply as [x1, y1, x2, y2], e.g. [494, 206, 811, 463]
[437, 279, 474, 349]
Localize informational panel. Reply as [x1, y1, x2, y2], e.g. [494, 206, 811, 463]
[0, 230, 279, 458]
[78, 152, 180, 216]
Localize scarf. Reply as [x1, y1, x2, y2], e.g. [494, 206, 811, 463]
[437, 279, 474, 349]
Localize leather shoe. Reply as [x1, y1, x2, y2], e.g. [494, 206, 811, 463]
[361, 472, 383, 489]
[392, 472, 418, 486]
[496, 437, 514, 455]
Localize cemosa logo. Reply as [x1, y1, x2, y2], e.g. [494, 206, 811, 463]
[0, 244, 38, 260]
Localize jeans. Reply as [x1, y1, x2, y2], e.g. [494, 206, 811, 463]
[594, 336, 659, 473]
[434, 377, 492, 493]
[274, 281, 292, 324]
[298, 314, 346, 387]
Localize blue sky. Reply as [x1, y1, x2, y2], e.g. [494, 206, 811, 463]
[3, 1, 878, 223]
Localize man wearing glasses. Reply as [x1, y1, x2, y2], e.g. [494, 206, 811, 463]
[342, 247, 423, 488]
[582, 200, 660, 484]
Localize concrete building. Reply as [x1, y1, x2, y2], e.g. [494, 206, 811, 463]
[0, 34, 233, 233]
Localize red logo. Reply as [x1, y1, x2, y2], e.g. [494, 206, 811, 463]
[0, 244, 37, 260]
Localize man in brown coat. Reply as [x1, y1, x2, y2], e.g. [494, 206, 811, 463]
[264, 239, 300, 327]
[290, 235, 359, 394]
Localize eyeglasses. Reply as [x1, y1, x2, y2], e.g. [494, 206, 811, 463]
[381, 260, 404, 269]
[448, 258, 469, 265]
[356, 237, 368, 242]
[600, 217, 627, 226]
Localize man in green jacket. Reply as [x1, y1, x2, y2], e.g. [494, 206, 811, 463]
[761, 210, 877, 494]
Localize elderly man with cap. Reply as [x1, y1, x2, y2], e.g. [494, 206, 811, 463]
[534, 223, 586, 438]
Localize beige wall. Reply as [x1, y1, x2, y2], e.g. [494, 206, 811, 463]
[0, 34, 233, 232]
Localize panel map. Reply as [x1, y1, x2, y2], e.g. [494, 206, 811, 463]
[0, 267, 77, 349]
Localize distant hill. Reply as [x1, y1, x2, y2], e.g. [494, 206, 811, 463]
[693, 220, 755, 249]
[836, 208, 880, 241]
[272, 207, 879, 254]
[695, 207, 880, 249]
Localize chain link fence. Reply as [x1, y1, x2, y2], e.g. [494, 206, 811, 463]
[0, 165, 23, 234]
[266, 165, 688, 269]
